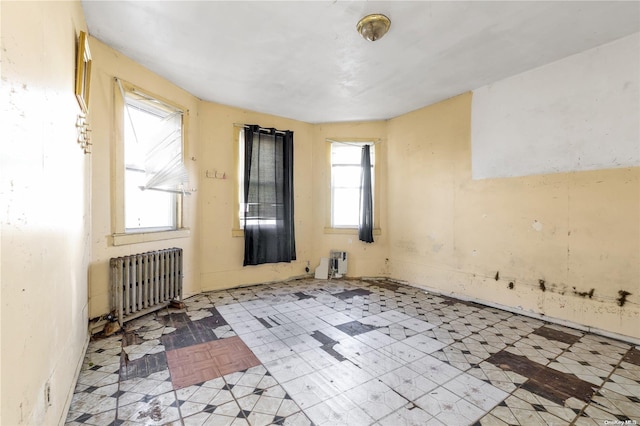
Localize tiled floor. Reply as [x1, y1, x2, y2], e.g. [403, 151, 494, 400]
[66, 278, 640, 425]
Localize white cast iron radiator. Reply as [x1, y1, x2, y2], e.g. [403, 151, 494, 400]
[110, 247, 183, 325]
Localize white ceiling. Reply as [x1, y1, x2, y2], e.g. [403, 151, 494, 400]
[82, 1, 640, 124]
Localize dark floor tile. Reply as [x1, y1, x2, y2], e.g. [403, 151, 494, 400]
[294, 292, 314, 300]
[320, 344, 347, 362]
[309, 331, 347, 361]
[521, 374, 595, 406]
[622, 347, 640, 366]
[120, 351, 168, 380]
[310, 331, 338, 346]
[256, 317, 273, 328]
[75, 413, 93, 423]
[533, 326, 582, 345]
[161, 321, 218, 350]
[336, 320, 379, 337]
[122, 331, 144, 347]
[158, 312, 191, 329]
[487, 349, 596, 405]
[194, 308, 228, 328]
[441, 296, 482, 310]
[364, 280, 400, 292]
[333, 288, 372, 300]
[487, 350, 545, 378]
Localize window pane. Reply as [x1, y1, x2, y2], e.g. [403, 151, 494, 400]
[124, 95, 181, 231]
[331, 143, 376, 165]
[332, 166, 362, 188]
[332, 145, 362, 164]
[125, 169, 175, 229]
[330, 142, 375, 228]
[238, 129, 284, 229]
[333, 188, 360, 227]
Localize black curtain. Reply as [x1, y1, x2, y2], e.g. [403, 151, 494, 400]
[243, 125, 296, 265]
[359, 144, 374, 243]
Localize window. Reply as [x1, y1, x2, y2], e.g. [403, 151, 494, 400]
[237, 127, 277, 228]
[237, 124, 296, 265]
[330, 142, 375, 228]
[113, 79, 189, 244]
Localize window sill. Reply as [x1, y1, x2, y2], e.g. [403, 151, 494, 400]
[232, 228, 244, 238]
[112, 228, 191, 246]
[323, 227, 381, 235]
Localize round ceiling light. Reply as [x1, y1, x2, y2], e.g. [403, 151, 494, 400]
[356, 14, 391, 41]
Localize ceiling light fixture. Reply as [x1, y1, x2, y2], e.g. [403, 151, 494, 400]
[357, 14, 391, 41]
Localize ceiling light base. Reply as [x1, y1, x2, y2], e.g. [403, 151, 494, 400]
[357, 14, 391, 42]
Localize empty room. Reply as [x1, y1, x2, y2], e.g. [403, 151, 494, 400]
[1, 1, 639, 425]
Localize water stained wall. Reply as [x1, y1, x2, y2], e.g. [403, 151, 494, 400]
[386, 35, 640, 339]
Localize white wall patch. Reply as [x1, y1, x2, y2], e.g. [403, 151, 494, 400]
[472, 33, 640, 179]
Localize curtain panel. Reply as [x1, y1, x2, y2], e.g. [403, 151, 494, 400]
[243, 125, 296, 265]
[358, 144, 374, 243]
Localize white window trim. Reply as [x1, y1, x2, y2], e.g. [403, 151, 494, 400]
[112, 78, 190, 245]
[325, 138, 382, 233]
[232, 125, 244, 237]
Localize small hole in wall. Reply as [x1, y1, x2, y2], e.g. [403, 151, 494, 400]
[539, 279, 546, 292]
[507, 282, 514, 290]
[494, 271, 500, 281]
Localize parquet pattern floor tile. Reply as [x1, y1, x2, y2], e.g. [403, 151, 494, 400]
[167, 337, 261, 389]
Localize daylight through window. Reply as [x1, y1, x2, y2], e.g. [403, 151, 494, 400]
[331, 142, 375, 228]
[123, 92, 184, 232]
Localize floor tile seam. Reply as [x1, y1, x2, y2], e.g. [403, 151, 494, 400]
[478, 331, 553, 424]
[222, 366, 263, 423]
[498, 397, 575, 426]
[168, 370, 185, 425]
[436, 371, 509, 415]
[571, 346, 632, 424]
[497, 338, 593, 426]
[543, 330, 613, 426]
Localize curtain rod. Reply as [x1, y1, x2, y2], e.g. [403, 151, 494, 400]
[115, 77, 187, 114]
[233, 123, 290, 135]
[325, 138, 381, 146]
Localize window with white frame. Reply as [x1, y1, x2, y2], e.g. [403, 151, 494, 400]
[330, 142, 375, 228]
[123, 89, 185, 232]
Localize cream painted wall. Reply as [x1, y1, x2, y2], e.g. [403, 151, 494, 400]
[387, 93, 640, 339]
[311, 122, 390, 277]
[87, 38, 201, 318]
[198, 103, 315, 290]
[1, 1, 91, 424]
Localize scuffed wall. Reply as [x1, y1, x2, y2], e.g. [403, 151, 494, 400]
[1, 1, 91, 424]
[388, 89, 639, 339]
